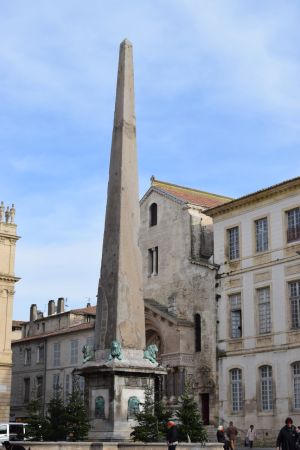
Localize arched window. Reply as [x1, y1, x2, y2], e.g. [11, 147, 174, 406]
[230, 368, 243, 412]
[260, 365, 273, 411]
[194, 314, 201, 352]
[292, 362, 300, 409]
[149, 203, 157, 226]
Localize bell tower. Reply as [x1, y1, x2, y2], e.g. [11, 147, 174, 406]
[0, 202, 20, 421]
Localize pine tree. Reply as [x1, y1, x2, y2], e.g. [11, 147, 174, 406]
[176, 390, 207, 443]
[26, 397, 49, 441]
[131, 385, 171, 442]
[65, 378, 90, 441]
[46, 389, 67, 441]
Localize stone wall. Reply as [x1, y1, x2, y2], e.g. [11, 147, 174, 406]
[139, 189, 218, 423]
[16, 442, 223, 450]
[0, 364, 12, 421]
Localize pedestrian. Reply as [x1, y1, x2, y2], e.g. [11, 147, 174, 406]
[217, 425, 230, 450]
[166, 421, 178, 450]
[246, 425, 256, 448]
[276, 417, 297, 450]
[296, 427, 300, 450]
[226, 421, 238, 450]
[2, 442, 28, 450]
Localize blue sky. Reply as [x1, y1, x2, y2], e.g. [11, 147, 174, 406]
[1, 1, 300, 319]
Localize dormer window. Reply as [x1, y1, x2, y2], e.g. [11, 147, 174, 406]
[149, 203, 157, 227]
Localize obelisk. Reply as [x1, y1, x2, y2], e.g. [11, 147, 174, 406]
[80, 40, 166, 441]
[94, 38, 145, 351]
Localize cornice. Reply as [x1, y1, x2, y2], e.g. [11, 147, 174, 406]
[206, 176, 300, 218]
[0, 231, 20, 241]
[0, 273, 20, 283]
[190, 258, 219, 270]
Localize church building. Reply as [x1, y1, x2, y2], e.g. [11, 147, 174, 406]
[140, 176, 231, 424]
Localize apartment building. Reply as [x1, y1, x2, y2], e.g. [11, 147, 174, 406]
[207, 176, 300, 437]
[10, 299, 95, 420]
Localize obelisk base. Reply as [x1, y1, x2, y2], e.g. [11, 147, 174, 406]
[79, 355, 166, 441]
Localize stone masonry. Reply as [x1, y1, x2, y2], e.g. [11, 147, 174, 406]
[0, 202, 19, 421]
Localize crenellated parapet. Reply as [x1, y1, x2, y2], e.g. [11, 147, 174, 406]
[0, 201, 16, 224]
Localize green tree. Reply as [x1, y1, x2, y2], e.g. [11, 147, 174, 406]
[176, 390, 207, 443]
[25, 397, 49, 441]
[46, 389, 67, 441]
[65, 377, 90, 441]
[131, 385, 171, 442]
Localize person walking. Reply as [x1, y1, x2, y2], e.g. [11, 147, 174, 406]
[246, 425, 256, 448]
[276, 417, 297, 450]
[217, 425, 230, 450]
[226, 421, 238, 450]
[166, 421, 178, 450]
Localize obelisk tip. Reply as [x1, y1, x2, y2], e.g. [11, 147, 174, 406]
[120, 38, 133, 48]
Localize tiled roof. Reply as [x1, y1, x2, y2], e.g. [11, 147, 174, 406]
[31, 305, 97, 321]
[12, 322, 95, 344]
[71, 306, 96, 315]
[151, 178, 232, 209]
[12, 320, 25, 327]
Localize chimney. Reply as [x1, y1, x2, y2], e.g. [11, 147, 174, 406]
[30, 304, 38, 322]
[57, 297, 65, 314]
[48, 299, 56, 316]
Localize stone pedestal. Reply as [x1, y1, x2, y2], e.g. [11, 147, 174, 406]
[80, 350, 166, 440]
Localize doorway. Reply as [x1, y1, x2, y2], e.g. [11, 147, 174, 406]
[201, 393, 209, 425]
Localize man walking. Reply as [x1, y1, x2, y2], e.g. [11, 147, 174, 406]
[226, 421, 238, 450]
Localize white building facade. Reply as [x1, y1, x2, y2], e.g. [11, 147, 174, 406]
[207, 177, 300, 438]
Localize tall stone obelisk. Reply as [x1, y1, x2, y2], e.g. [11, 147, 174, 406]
[94, 38, 145, 351]
[80, 40, 165, 441]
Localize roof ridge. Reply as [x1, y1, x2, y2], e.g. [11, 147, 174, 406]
[152, 177, 232, 201]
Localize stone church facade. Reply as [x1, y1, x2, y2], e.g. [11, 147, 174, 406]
[140, 177, 232, 424]
[0, 202, 19, 421]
